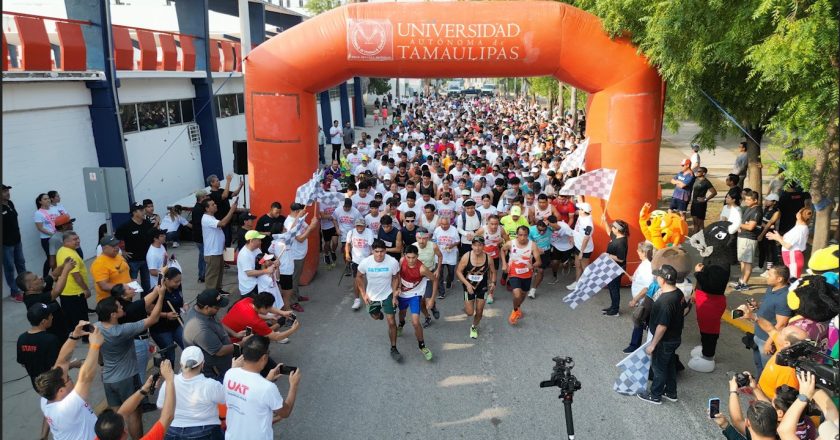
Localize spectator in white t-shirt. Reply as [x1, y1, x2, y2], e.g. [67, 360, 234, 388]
[37, 323, 104, 440]
[223, 335, 301, 440]
[146, 229, 169, 288]
[201, 197, 238, 293]
[156, 346, 226, 438]
[238, 230, 276, 297]
[160, 205, 190, 248]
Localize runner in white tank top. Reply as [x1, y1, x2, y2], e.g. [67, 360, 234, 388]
[475, 215, 509, 304]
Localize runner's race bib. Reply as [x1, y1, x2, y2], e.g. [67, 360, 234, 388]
[514, 267, 529, 275]
[467, 274, 483, 282]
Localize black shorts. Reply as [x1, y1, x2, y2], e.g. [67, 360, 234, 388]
[278, 274, 293, 290]
[322, 227, 337, 241]
[690, 202, 707, 219]
[539, 248, 553, 268]
[507, 277, 531, 291]
[553, 248, 573, 263]
[572, 247, 592, 259]
[464, 284, 487, 301]
[350, 262, 359, 277]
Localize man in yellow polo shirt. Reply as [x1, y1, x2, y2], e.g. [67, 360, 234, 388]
[55, 230, 90, 334]
[91, 234, 132, 303]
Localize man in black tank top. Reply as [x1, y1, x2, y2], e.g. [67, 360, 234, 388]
[377, 216, 403, 260]
[455, 236, 496, 340]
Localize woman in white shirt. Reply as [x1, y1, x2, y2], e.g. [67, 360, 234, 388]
[720, 192, 742, 235]
[624, 242, 655, 353]
[160, 205, 191, 248]
[767, 207, 812, 279]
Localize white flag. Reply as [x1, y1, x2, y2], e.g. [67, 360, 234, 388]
[558, 168, 618, 201]
[561, 253, 624, 309]
[613, 340, 652, 396]
[559, 138, 589, 173]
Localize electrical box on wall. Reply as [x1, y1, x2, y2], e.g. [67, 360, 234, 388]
[82, 167, 131, 213]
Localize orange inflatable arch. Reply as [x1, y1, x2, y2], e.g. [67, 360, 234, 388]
[245, 1, 664, 284]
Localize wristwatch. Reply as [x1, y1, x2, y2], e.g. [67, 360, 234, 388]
[68, 333, 80, 341]
[797, 393, 809, 402]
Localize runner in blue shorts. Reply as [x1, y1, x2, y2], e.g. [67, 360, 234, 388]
[397, 245, 436, 361]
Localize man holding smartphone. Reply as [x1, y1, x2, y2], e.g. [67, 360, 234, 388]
[224, 335, 301, 440]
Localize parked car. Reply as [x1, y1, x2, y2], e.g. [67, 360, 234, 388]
[462, 88, 480, 98]
[480, 83, 497, 97]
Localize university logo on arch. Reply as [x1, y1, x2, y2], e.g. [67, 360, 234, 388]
[347, 19, 393, 61]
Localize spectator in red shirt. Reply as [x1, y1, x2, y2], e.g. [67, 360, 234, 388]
[222, 293, 301, 344]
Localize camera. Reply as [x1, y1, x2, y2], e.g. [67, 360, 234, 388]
[82, 323, 95, 333]
[741, 332, 757, 350]
[776, 341, 839, 393]
[539, 356, 581, 394]
[153, 343, 177, 368]
[734, 372, 751, 388]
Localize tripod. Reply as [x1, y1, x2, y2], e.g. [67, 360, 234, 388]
[540, 356, 581, 440]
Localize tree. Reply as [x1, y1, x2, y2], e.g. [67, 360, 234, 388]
[569, 0, 780, 194]
[746, 0, 839, 248]
[305, 0, 341, 16]
[528, 77, 559, 117]
[368, 78, 391, 96]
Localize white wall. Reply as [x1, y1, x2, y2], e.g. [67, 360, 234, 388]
[124, 126, 206, 210]
[215, 115, 248, 189]
[118, 78, 195, 103]
[2, 82, 105, 293]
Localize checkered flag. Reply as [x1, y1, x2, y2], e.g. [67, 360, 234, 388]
[294, 171, 321, 205]
[558, 168, 617, 201]
[559, 138, 589, 173]
[561, 253, 623, 309]
[315, 187, 344, 207]
[272, 213, 309, 246]
[613, 341, 652, 396]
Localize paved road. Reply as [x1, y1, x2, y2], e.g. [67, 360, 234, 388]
[3, 123, 763, 439]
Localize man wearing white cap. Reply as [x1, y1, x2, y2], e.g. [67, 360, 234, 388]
[238, 230, 277, 297]
[155, 345, 226, 439]
[567, 202, 594, 291]
[345, 217, 375, 311]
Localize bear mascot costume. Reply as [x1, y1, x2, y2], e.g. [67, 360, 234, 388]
[640, 203, 690, 249]
[780, 274, 840, 353]
[687, 221, 737, 373]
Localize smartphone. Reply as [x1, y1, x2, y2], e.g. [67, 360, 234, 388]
[278, 365, 298, 375]
[157, 274, 163, 286]
[233, 343, 241, 358]
[245, 326, 253, 337]
[732, 309, 745, 319]
[82, 323, 95, 333]
[708, 398, 721, 418]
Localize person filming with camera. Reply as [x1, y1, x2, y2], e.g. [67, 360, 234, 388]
[223, 335, 301, 440]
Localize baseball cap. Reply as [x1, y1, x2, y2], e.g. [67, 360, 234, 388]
[680, 158, 691, 167]
[259, 254, 275, 265]
[471, 235, 485, 244]
[808, 244, 839, 272]
[27, 302, 60, 325]
[531, 167, 540, 173]
[194, 189, 209, 198]
[354, 218, 366, 226]
[765, 193, 779, 202]
[180, 346, 205, 369]
[653, 265, 678, 284]
[54, 214, 76, 227]
[239, 212, 257, 222]
[461, 189, 471, 196]
[99, 234, 120, 247]
[577, 202, 592, 214]
[244, 230, 266, 241]
[510, 206, 522, 216]
[130, 202, 144, 212]
[290, 203, 305, 211]
[196, 289, 229, 308]
[1, 184, 11, 190]
[383, 174, 392, 180]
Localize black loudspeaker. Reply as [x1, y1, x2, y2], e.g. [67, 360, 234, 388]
[233, 140, 248, 175]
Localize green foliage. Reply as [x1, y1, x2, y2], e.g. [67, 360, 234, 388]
[368, 78, 391, 95]
[305, 0, 342, 16]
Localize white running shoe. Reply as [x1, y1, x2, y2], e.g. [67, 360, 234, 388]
[278, 338, 290, 344]
[528, 288, 536, 298]
[172, 241, 180, 248]
[566, 282, 577, 291]
[352, 298, 362, 310]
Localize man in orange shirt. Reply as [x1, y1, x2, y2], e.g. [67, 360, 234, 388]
[91, 235, 132, 302]
[757, 325, 807, 399]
